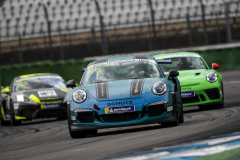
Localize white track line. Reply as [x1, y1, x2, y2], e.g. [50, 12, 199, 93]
[112, 133, 240, 160]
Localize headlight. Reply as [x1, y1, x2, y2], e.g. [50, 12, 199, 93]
[73, 90, 87, 103]
[16, 95, 29, 102]
[206, 72, 218, 83]
[152, 81, 167, 95]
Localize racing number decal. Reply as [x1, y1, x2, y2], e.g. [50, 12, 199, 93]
[130, 79, 145, 96]
[96, 82, 109, 99]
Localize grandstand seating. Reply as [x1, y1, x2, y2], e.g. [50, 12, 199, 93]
[0, 0, 239, 41]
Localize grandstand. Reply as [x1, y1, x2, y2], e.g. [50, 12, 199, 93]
[0, 0, 239, 41]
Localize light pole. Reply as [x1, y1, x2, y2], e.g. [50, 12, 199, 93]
[225, 2, 232, 43]
[200, 0, 208, 45]
[43, 4, 53, 60]
[18, 32, 23, 63]
[147, 0, 156, 50]
[93, 0, 108, 55]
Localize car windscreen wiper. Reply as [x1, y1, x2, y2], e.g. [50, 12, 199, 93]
[129, 77, 139, 79]
[93, 81, 107, 83]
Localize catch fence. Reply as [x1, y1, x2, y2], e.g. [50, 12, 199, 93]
[0, 0, 240, 65]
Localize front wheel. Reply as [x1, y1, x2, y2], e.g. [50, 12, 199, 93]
[161, 109, 179, 127]
[213, 82, 224, 109]
[0, 106, 10, 125]
[68, 127, 88, 138]
[10, 101, 21, 126]
[88, 130, 98, 135]
[67, 106, 87, 138]
[0, 115, 10, 126]
[179, 105, 184, 123]
[213, 101, 224, 109]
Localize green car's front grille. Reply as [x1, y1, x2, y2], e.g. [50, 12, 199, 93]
[182, 96, 200, 104]
[199, 94, 206, 101]
[206, 88, 220, 100]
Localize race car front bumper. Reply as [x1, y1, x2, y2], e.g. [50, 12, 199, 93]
[13, 102, 67, 120]
[181, 81, 223, 107]
[68, 92, 180, 131]
[70, 115, 176, 131]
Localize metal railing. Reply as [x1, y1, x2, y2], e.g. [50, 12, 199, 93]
[0, 0, 240, 66]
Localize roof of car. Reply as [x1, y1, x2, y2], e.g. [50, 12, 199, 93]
[87, 55, 154, 67]
[154, 52, 201, 60]
[15, 73, 59, 79]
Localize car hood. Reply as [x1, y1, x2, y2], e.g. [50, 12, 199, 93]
[171, 70, 207, 86]
[12, 88, 68, 102]
[82, 78, 160, 101]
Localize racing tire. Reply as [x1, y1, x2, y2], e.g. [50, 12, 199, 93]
[161, 110, 179, 127]
[213, 82, 224, 109]
[0, 116, 10, 125]
[67, 105, 88, 139]
[57, 117, 67, 121]
[179, 105, 184, 123]
[10, 101, 22, 126]
[198, 105, 205, 110]
[213, 102, 224, 109]
[88, 130, 98, 135]
[69, 129, 88, 139]
[0, 107, 10, 125]
[161, 96, 179, 127]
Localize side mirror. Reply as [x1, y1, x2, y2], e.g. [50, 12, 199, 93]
[82, 67, 86, 73]
[168, 70, 179, 79]
[212, 63, 220, 69]
[66, 79, 77, 88]
[2, 87, 10, 93]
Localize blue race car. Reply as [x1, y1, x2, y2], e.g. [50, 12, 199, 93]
[65, 55, 183, 138]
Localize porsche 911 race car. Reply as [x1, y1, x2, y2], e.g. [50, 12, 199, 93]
[0, 73, 68, 125]
[64, 55, 184, 138]
[154, 52, 224, 109]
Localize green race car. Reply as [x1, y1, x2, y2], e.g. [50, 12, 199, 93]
[0, 73, 68, 125]
[154, 52, 224, 109]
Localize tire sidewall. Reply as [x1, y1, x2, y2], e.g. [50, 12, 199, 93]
[10, 100, 21, 125]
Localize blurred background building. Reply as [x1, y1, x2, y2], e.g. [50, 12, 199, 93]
[0, 0, 239, 65]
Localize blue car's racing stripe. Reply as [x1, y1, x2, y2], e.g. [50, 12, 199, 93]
[130, 79, 145, 96]
[95, 82, 109, 99]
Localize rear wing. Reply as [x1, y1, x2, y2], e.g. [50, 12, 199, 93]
[157, 60, 172, 64]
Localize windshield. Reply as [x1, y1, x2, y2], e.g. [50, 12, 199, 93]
[13, 76, 66, 92]
[159, 57, 207, 72]
[81, 60, 162, 85]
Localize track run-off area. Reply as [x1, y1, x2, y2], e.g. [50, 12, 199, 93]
[0, 70, 240, 160]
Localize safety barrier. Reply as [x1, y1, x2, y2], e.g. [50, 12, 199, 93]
[1, 47, 240, 86]
[0, 60, 91, 86]
[198, 47, 240, 71]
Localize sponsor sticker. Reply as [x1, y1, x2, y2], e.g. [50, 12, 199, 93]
[42, 103, 61, 109]
[38, 90, 57, 98]
[181, 91, 195, 98]
[130, 79, 145, 96]
[107, 101, 133, 106]
[105, 105, 135, 114]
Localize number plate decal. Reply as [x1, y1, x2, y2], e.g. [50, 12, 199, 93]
[38, 90, 57, 98]
[181, 91, 195, 98]
[42, 103, 61, 109]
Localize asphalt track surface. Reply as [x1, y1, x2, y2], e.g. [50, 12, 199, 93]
[0, 70, 240, 160]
